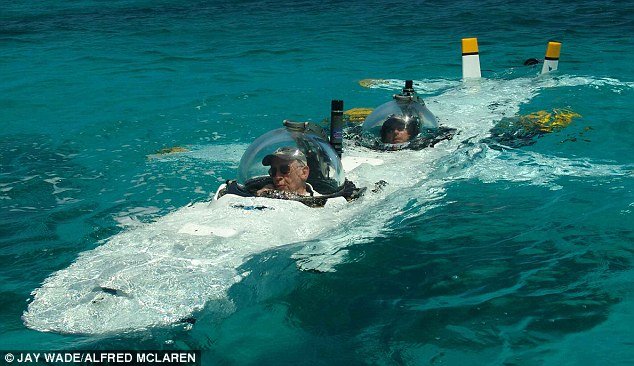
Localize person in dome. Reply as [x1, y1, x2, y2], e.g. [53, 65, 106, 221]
[256, 147, 320, 197]
[380, 116, 420, 144]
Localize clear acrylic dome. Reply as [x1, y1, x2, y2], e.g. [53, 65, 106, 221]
[361, 95, 439, 149]
[237, 123, 346, 195]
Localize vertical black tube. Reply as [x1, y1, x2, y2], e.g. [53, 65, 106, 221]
[330, 100, 344, 158]
[403, 80, 414, 95]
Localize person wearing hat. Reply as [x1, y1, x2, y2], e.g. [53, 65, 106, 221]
[256, 147, 319, 196]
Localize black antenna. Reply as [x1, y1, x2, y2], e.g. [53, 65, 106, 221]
[330, 100, 344, 158]
[402, 80, 415, 95]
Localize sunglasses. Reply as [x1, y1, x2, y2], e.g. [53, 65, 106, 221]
[268, 164, 291, 176]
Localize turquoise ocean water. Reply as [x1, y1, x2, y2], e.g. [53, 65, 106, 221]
[1, 0, 633, 364]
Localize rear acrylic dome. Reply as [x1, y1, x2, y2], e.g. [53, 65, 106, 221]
[361, 95, 439, 149]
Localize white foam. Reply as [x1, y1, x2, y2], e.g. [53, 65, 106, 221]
[362, 78, 461, 93]
[178, 223, 238, 237]
[113, 206, 162, 227]
[147, 143, 248, 165]
[450, 147, 632, 190]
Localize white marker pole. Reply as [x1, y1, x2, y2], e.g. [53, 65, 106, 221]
[462, 37, 481, 79]
[541, 41, 561, 74]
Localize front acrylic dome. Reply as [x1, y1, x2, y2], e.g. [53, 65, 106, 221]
[237, 123, 345, 195]
[361, 95, 439, 149]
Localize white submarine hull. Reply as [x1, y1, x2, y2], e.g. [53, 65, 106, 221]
[22, 153, 388, 334]
[22, 194, 346, 334]
[24, 74, 609, 334]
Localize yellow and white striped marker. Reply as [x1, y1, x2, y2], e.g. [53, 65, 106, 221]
[541, 41, 561, 74]
[462, 37, 481, 79]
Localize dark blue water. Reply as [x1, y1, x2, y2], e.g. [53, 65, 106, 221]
[1, 0, 633, 364]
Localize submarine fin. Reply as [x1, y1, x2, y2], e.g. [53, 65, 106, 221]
[462, 37, 482, 79]
[541, 41, 561, 74]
